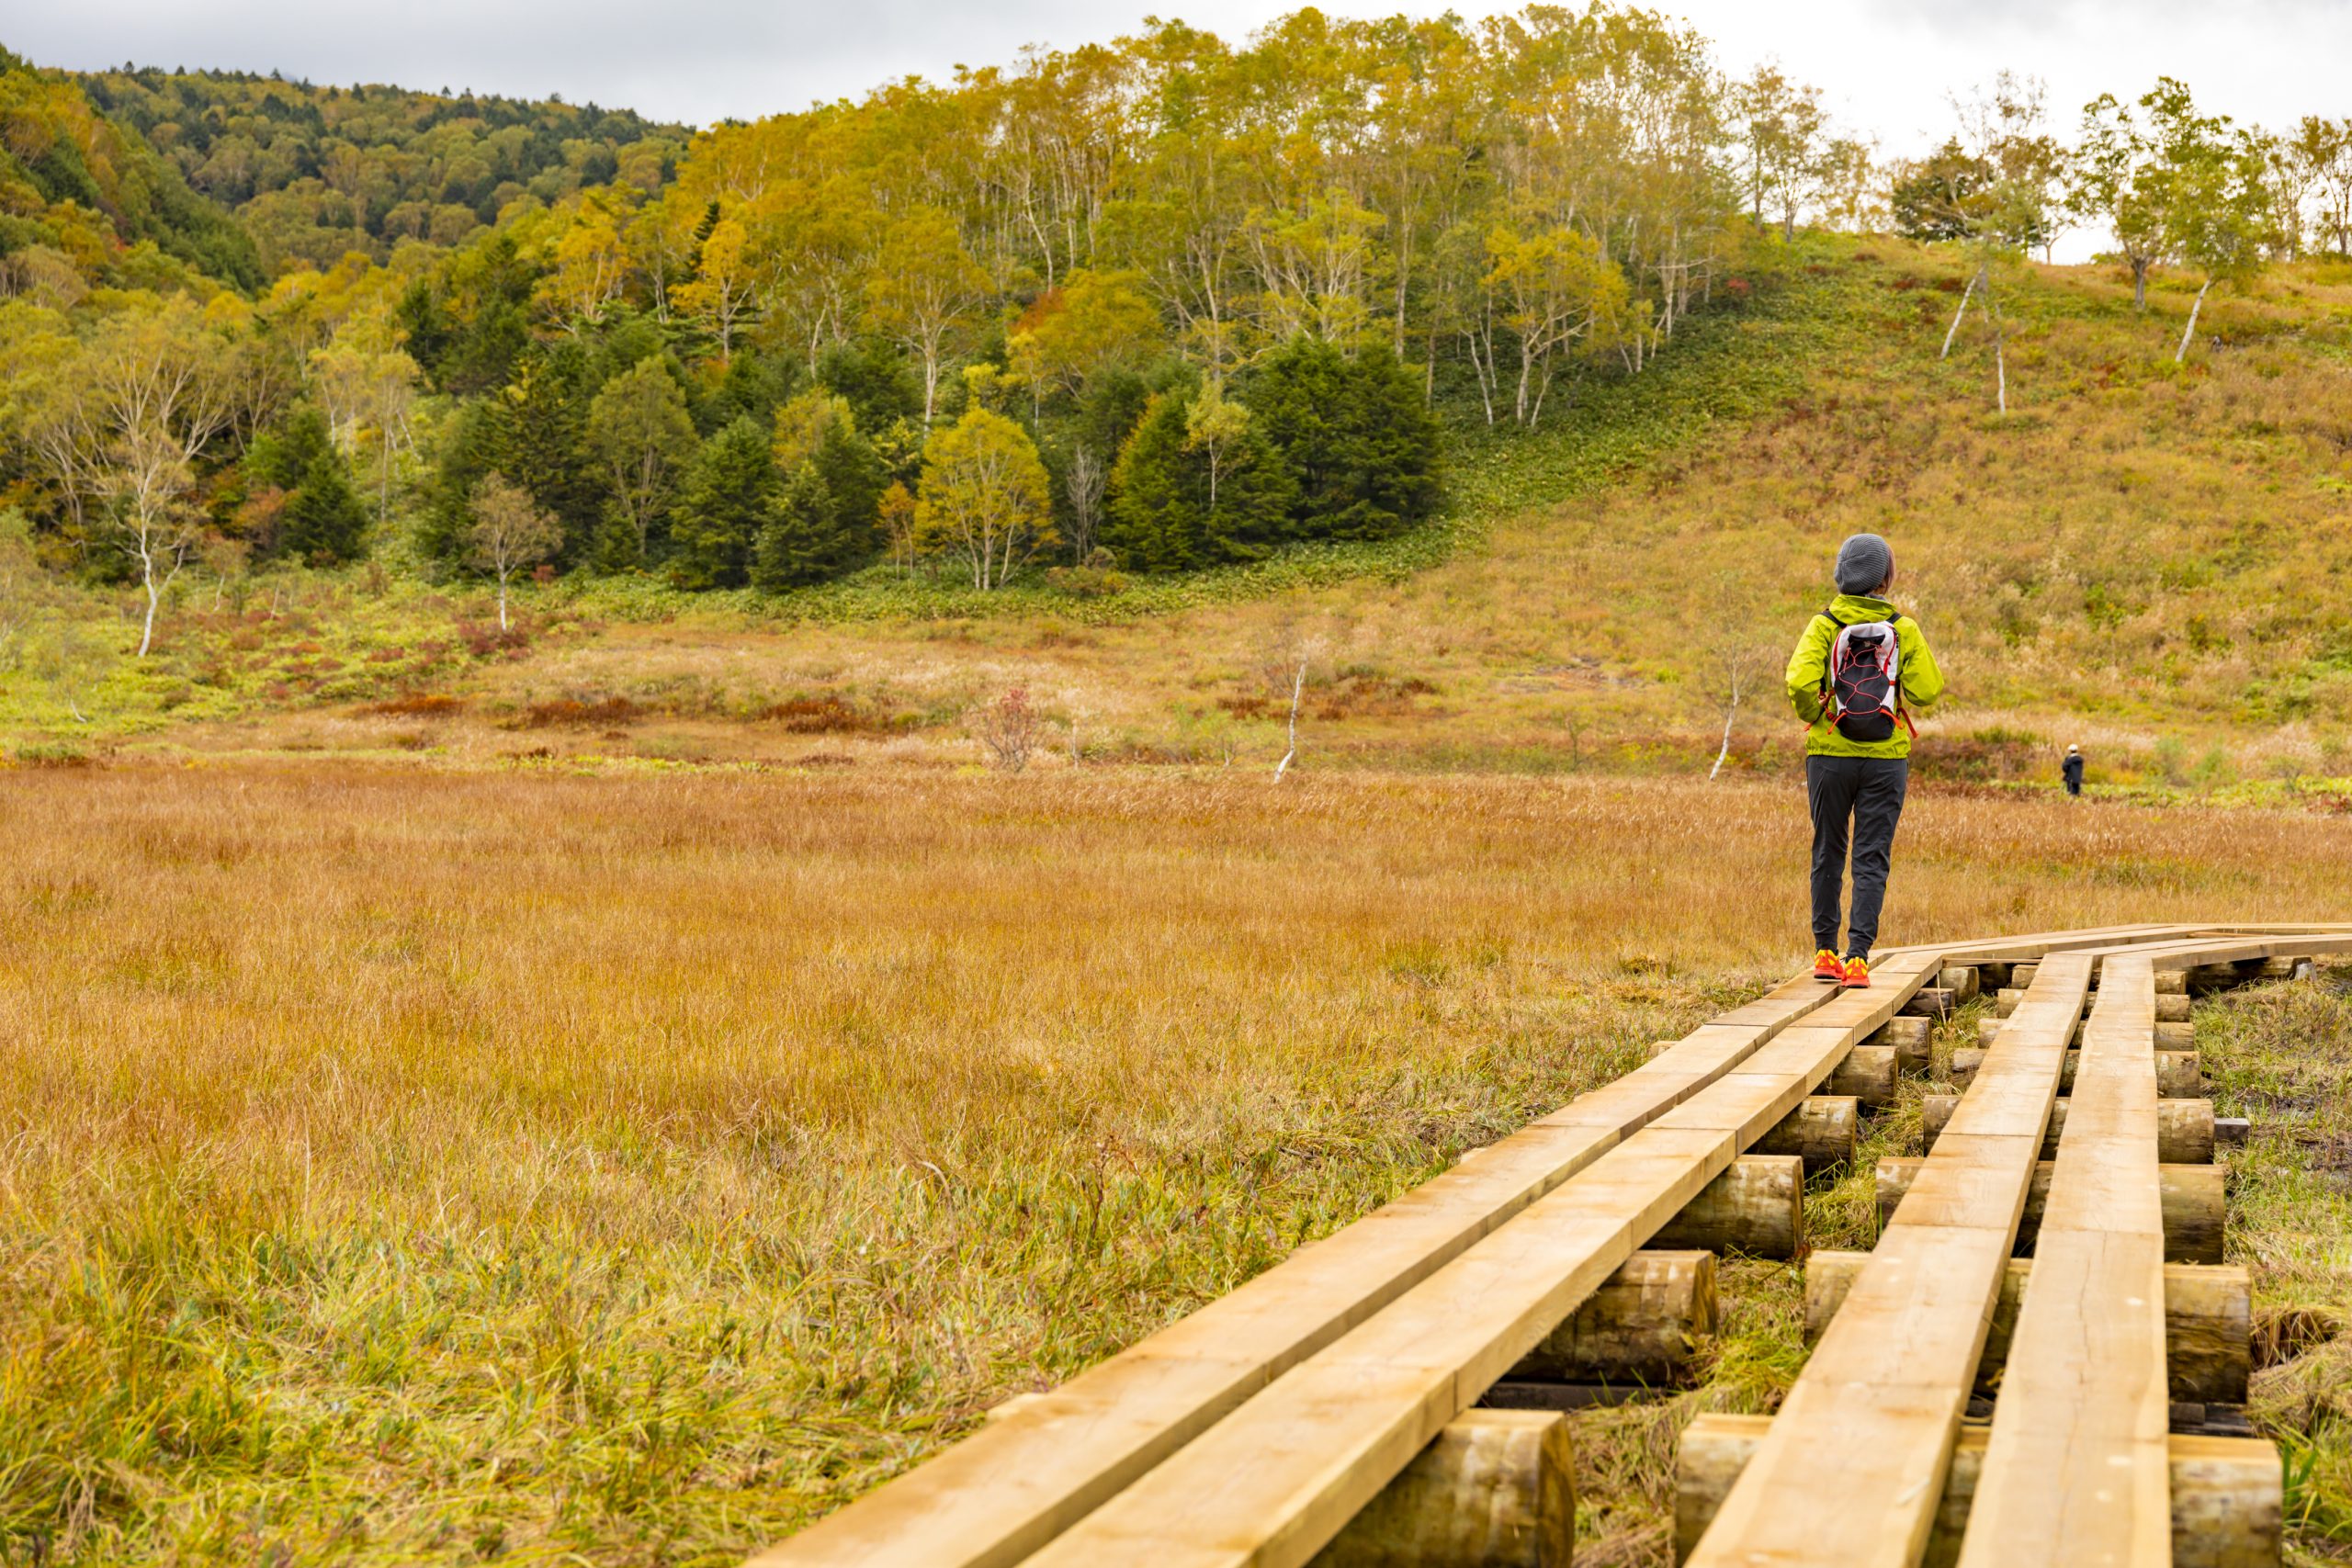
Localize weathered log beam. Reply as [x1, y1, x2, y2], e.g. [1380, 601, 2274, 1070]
[1977, 1017, 2193, 1049]
[1958, 1048, 2207, 1097]
[1509, 1250, 1717, 1386]
[1315, 1408, 1573, 1568]
[1654, 1155, 1804, 1260]
[1993, 983, 2191, 1018]
[1676, 1414, 2278, 1568]
[1919, 1092, 2213, 1161]
[1937, 964, 1980, 1003]
[1875, 1156, 2225, 1264]
[1804, 1251, 2252, 1404]
[1753, 1096, 1858, 1174]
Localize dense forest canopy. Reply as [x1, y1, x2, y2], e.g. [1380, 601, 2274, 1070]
[3, 8, 2351, 660]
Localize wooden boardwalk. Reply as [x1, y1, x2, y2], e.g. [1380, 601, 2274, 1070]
[753, 925, 2351, 1568]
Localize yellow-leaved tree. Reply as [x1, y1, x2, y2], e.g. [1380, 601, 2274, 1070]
[912, 408, 1056, 590]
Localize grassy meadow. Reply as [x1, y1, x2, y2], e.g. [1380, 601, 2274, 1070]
[6, 760, 2352, 1563]
[12, 236, 2352, 794]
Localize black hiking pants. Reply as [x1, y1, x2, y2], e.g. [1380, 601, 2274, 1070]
[1806, 755, 1909, 958]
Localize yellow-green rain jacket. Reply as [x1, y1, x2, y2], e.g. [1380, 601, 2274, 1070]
[1783, 593, 1946, 759]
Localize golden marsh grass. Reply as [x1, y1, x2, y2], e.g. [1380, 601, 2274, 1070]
[6, 761, 2352, 1562]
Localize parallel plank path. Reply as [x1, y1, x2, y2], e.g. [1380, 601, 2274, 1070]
[753, 924, 2352, 1568]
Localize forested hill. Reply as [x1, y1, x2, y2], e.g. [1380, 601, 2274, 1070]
[1, 48, 685, 287]
[70, 65, 687, 272]
[0, 46, 265, 288]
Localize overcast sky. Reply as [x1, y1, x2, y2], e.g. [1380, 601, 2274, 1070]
[13, 0, 2348, 258]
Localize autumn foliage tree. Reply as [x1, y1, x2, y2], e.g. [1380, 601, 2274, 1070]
[914, 408, 1057, 589]
[467, 471, 561, 630]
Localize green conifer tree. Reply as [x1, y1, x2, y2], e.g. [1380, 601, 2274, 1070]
[1250, 337, 1442, 540]
[752, 464, 863, 590]
[1104, 390, 1295, 571]
[668, 416, 776, 589]
[278, 451, 370, 564]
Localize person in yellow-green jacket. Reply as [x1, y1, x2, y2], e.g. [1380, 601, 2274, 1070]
[1786, 534, 1945, 988]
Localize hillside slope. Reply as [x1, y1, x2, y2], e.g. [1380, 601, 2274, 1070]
[17, 236, 2352, 788]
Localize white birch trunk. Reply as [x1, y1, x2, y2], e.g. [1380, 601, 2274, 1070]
[2176, 279, 2214, 363]
[1273, 659, 1306, 782]
[1710, 667, 1741, 781]
[1940, 267, 1983, 360]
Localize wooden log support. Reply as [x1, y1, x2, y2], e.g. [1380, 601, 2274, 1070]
[1508, 1251, 1717, 1386]
[1676, 1414, 2281, 1568]
[1867, 1016, 1933, 1076]
[1804, 1252, 2253, 1404]
[2012, 962, 2040, 987]
[1875, 1157, 2226, 1264]
[1918, 1093, 2214, 1161]
[1654, 1156, 1805, 1259]
[2165, 1266, 2257, 1405]
[2157, 992, 2193, 1022]
[1938, 964, 1981, 1003]
[2155, 969, 2188, 994]
[1753, 1096, 1859, 1174]
[1312, 1409, 1573, 1568]
[2216, 1116, 2250, 1146]
[1903, 987, 1958, 1018]
[1825, 1043, 1898, 1106]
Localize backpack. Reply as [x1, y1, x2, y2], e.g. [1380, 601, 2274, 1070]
[1816, 606, 1913, 744]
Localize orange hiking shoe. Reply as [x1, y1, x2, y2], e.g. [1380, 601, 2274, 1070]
[1813, 948, 1843, 981]
[1841, 955, 1871, 988]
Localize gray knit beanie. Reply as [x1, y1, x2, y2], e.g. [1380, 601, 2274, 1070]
[1834, 533, 1894, 595]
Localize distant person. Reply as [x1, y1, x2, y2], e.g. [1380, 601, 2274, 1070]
[1787, 534, 1946, 987]
[2064, 743, 2085, 797]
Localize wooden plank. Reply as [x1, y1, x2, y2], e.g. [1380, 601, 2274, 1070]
[2077, 932, 2352, 974]
[1014, 954, 1945, 1568]
[1878, 924, 2211, 966]
[1957, 956, 2172, 1566]
[1685, 953, 2093, 1568]
[747, 972, 1849, 1566]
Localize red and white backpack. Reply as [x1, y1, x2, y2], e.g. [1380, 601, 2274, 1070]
[1817, 607, 1913, 744]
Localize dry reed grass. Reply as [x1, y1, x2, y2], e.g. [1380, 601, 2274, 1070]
[6, 760, 2352, 1562]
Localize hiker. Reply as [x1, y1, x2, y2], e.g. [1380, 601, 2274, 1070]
[2064, 743, 2085, 797]
[1787, 533, 1945, 987]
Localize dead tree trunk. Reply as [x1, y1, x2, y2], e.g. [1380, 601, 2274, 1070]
[2177, 279, 2215, 363]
